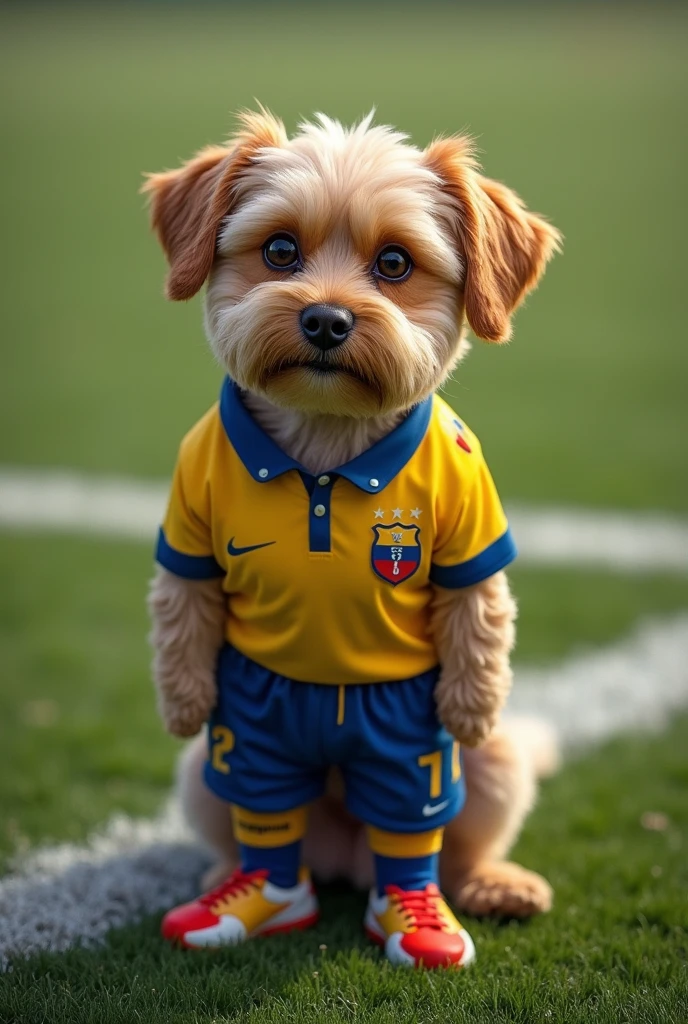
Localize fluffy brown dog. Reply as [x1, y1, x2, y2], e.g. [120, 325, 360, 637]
[145, 110, 561, 931]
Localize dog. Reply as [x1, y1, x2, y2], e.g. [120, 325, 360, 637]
[143, 110, 561, 967]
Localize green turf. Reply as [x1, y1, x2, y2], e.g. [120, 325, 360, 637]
[2, 715, 686, 1024]
[0, 4, 687, 509]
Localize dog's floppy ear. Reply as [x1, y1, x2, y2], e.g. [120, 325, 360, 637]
[142, 110, 287, 300]
[425, 136, 561, 342]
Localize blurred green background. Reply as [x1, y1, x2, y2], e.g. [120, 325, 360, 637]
[1, 2, 687, 508]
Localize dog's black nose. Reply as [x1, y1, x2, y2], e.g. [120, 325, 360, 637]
[300, 304, 354, 350]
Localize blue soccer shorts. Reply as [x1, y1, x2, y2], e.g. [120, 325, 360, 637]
[204, 644, 465, 834]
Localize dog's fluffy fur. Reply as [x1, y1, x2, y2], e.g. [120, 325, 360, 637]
[144, 110, 561, 917]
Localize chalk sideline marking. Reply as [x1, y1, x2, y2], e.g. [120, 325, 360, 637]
[1, 612, 687, 970]
[1, 467, 687, 573]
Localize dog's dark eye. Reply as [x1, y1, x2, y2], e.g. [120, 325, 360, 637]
[263, 234, 300, 270]
[375, 245, 413, 281]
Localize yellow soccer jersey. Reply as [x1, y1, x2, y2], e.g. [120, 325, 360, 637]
[156, 378, 516, 685]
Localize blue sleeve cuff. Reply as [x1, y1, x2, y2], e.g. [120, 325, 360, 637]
[429, 527, 517, 589]
[155, 527, 225, 580]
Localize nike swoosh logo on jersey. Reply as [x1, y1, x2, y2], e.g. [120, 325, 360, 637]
[422, 799, 450, 817]
[227, 538, 276, 556]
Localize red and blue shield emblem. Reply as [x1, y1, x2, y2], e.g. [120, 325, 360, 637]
[371, 523, 421, 586]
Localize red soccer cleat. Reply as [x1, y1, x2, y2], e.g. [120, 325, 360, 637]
[364, 882, 476, 969]
[161, 867, 319, 949]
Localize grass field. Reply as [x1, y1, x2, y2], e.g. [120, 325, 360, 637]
[0, 4, 687, 1022]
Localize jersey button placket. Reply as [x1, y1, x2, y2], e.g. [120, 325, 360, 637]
[309, 475, 334, 553]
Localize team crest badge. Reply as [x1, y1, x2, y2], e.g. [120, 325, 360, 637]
[371, 523, 421, 586]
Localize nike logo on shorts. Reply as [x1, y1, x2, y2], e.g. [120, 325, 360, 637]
[227, 538, 276, 556]
[422, 799, 450, 817]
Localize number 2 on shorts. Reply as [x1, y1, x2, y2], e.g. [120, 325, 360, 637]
[211, 725, 235, 774]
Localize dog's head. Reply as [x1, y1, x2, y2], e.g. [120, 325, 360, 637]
[144, 110, 560, 418]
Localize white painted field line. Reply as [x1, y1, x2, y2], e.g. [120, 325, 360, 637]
[1, 467, 688, 574]
[1, 612, 687, 969]
[0, 468, 165, 542]
[508, 613, 688, 747]
[508, 504, 688, 574]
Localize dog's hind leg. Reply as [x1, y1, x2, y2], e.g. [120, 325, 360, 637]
[440, 719, 558, 918]
[177, 733, 239, 889]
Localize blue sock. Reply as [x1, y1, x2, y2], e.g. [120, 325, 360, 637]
[239, 840, 301, 889]
[374, 853, 439, 897]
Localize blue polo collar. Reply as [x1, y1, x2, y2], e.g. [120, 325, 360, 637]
[219, 377, 433, 494]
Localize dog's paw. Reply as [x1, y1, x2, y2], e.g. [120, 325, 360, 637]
[161, 699, 209, 738]
[447, 709, 498, 748]
[452, 861, 553, 919]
